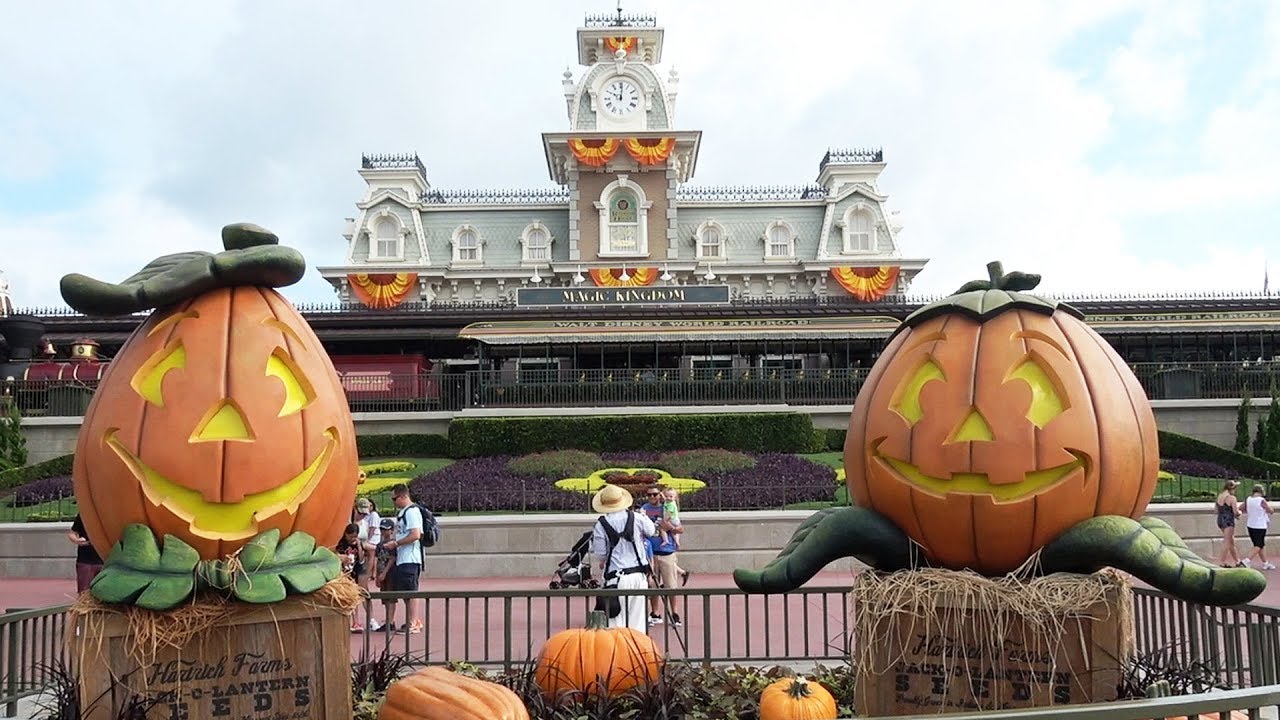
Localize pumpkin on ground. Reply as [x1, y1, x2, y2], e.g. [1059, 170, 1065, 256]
[759, 677, 837, 720]
[66, 224, 359, 561]
[534, 610, 663, 699]
[845, 261, 1159, 575]
[379, 666, 529, 720]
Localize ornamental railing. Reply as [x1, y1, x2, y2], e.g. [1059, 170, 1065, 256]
[360, 152, 427, 177]
[7, 586, 1280, 718]
[676, 183, 829, 202]
[421, 187, 570, 205]
[583, 11, 657, 27]
[820, 147, 885, 168]
[3, 362, 1278, 418]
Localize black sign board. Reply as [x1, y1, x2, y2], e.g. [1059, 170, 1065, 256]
[516, 285, 731, 307]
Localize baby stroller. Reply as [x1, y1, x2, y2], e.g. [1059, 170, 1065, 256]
[549, 530, 600, 589]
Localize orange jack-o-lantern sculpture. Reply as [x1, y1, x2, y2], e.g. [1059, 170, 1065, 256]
[63, 224, 358, 562]
[846, 262, 1158, 574]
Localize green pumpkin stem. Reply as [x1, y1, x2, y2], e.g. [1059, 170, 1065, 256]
[586, 610, 609, 630]
[985, 261, 1005, 286]
[786, 678, 815, 699]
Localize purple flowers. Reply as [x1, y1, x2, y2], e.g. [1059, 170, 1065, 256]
[10, 475, 74, 506]
[681, 453, 836, 510]
[1160, 458, 1242, 480]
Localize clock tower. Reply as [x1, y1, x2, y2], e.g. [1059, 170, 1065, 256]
[544, 11, 701, 263]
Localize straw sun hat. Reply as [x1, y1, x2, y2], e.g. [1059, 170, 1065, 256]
[592, 484, 634, 514]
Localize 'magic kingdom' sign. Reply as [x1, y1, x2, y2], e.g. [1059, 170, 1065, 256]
[516, 285, 730, 307]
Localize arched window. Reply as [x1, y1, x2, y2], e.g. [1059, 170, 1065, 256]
[451, 225, 483, 264]
[842, 205, 876, 253]
[594, 176, 651, 257]
[521, 223, 553, 263]
[764, 221, 795, 259]
[695, 221, 725, 260]
[370, 214, 404, 260]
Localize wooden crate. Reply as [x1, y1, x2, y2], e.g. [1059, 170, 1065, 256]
[73, 600, 351, 720]
[854, 578, 1133, 717]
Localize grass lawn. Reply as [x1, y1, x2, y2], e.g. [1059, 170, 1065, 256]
[356, 457, 452, 510]
[800, 452, 844, 470]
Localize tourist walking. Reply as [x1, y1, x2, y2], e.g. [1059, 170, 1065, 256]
[1215, 480, 1243, 567]
[1244, 484, 1275, 569]
[67, 513, 102, 593]
[352, 497, 383, 630]
[590, 485, 655, 634]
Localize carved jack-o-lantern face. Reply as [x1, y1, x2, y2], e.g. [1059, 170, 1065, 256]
[846, 307, 1158, 575]
[72, 286, 358, 560]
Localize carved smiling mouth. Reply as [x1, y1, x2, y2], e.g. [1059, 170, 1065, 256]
[871, 438, 1086, 503]
[104, 427, 338, 539]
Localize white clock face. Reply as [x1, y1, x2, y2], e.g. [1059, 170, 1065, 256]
[601, 79, 641, 116]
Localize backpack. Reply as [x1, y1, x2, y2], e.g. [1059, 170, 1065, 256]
[397, 503, 441, 565]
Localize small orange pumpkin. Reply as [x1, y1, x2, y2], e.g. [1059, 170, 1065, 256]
[379, 666, 528, 720]
[759, 677, 837, 720]
[846, 263, 1158, 574]
[72, 285, 359, 560]
[534, 610, 663, 699]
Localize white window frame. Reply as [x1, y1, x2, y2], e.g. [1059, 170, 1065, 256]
[450, 224, 484, 265]
[368, 209, 406, 261]
[593, 175, 652, 258]
[839, 203, 877, 254]
[520, 222, 554, 264]
[694, 220, 727, 261]
[762, 220, 796, 260]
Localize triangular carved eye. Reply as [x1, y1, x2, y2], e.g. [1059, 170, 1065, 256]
[192, 400, 253, 442]
[890, 357, 945, 426]
[1005, 355, 1067, 428]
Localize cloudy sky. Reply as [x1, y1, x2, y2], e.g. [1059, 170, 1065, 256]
[1, 0, 1277, 309]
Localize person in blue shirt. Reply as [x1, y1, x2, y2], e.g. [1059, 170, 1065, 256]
[381, 485, 423, 634]
[640, 485, 684, 627]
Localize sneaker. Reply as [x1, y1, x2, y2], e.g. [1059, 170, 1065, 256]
[368, 619, 384, 631]
[1263, 562, 1276, 570]
[1242, 559, 1253, 567]
[384, 623, 398, 633]
[669, 613, 682, 627]
[647, 613, 663, 626]
[350, 624, 364, 633]
[400, 626, 421, 635]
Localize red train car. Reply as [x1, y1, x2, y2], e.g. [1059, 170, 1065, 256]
[330, 354, 439, 409]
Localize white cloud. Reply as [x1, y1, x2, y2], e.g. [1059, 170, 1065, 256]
[0, 0, 1274, 309]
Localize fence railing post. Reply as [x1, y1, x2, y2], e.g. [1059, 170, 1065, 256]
[502, 596, 514, 674]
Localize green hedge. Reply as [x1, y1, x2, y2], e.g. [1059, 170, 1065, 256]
[0, 453, 74, 491]
[449, 413, 824, 457]
[356, 433, 451, 458]
[825, 428, 847, 452]
[1158, 430, 1280, 479]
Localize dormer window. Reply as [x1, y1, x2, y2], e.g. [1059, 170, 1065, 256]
[451, 225, 483, 264]
[764, 221, 795, 259]
[369, 212, 405, 260]
[695, 221, 726, 260]
[841, 204, 877, 253]
[595, 176, 651, 257]
[521, 222, 553, 263]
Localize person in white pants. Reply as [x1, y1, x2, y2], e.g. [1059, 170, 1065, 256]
[1244, 484, 1276, 570]
[590, 485, 656, 635]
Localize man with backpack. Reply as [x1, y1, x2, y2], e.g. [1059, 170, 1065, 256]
[381, 484, 440, 634]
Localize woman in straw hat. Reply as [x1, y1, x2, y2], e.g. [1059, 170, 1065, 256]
[590, 484, 657, 634]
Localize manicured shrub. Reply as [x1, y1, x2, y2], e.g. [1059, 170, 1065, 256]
[356, 433, 450, 458]
[0, 454, 74, 492]
[1159, 430, 1280, 480]
[825, 428, 847, 452]
[448, 414, 822, 457]
[1235, 393, 1253, 454]
[508, 450, 602, 479]
[360, 461, 416, 476]
[654, 449, 755, 477]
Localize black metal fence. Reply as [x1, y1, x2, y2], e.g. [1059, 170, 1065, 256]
[4, 361, 1277, 417]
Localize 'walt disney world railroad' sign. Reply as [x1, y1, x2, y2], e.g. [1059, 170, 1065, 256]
[516, 285, 730, 307]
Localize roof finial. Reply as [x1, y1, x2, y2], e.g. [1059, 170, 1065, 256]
[615, 0, 624, 26]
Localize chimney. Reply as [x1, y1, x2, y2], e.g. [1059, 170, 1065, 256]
[0, 314, 47, 362]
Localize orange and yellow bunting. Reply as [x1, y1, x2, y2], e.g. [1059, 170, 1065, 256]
[590, 267, 657, 287]
[623, 137, 675, 166]
[569, 138, 620, 167]
[605, 37, 636, 54]
[348, 273, 417, 309]
[830, 266, 900, 302]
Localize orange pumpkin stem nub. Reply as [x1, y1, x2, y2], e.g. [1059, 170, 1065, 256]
[785, 678, 815, 699]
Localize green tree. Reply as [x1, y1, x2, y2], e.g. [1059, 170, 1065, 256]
[0, 399, 28, 471]
[1267, 388, 1280, 464]
[1256, 412, 1270, 460]
[1235, 391, 1253, 454]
